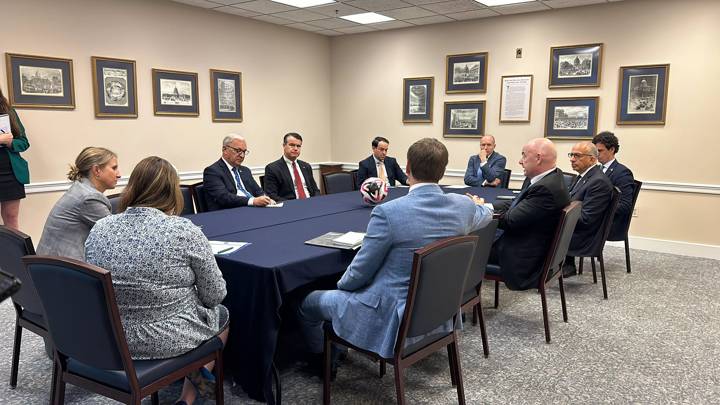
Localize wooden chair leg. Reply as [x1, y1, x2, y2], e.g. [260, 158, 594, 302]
[493, 281, 499, 308]
[150, 392, 159, 405]
[578, 257, 584, 275]
[624, 236, 632, 273]
[591, 257, 597, 284]
[323, 332, 332, 405]
[53, 360, 66, 405]
[394, 365, 405, 405]
[214, 350, 225, 405]
[477, 302, 489, 358]
[446, 345, 457, 386]
[540, 288, 551, 343]
[559, 275, 568, 322]
[599, 254, 608, 299]
[10, 321, 21, 388]
[449, 338, 466, 405]
[471, 304, 478, 326]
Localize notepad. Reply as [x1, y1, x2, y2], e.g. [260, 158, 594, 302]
[209, 241, 250, 255]
[444, 185, 469, 189]
[305, 231, 365, 250]
[266, 202, 284, 208]
[0, 114, 10, 135]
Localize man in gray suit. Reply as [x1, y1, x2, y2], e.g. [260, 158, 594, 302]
[299, 138, 493, 371]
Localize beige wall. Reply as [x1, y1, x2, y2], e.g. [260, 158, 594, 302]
[3, 0, 331, 240]
[329, 0, 720, 245]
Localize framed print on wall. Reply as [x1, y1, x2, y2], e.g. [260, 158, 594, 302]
[443, 101, 485, 138]
[446, 52, 488, 93]
[152, 68, 199, 116]
[500, 74, 533, 123]
[617, 64, 669, 125]
[5, 53, 75, 109]
[544, 97, 599, 139]
[210, 69, 242, 122]
[91, 56, 137, 118]
[548, 43, 603, 88]
[402, 77, 433, 123]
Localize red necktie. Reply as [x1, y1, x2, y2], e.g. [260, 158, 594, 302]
[292, 161, 307, 199]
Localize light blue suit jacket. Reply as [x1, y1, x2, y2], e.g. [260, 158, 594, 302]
[329, 183, 492, 358]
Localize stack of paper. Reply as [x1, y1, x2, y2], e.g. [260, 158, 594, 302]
[0, 114, 10, 136]
[209, 241, 250, 255]
[305, 231, 365, 250]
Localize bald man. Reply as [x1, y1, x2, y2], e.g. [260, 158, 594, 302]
[489, 138, 570, 290]
[563, 141, 614, 277]
[464, 135, 507, 187]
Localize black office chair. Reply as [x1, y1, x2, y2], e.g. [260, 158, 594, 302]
[484, 201, 582, 343]
[179, 185, 196, 215]
[562, 171, 577, 190]
[349, 170, 359, 191]
[107, 193, 122, 214]
[498, 169, 511, 188]
[23, 256, 225, 405]
[323, 235, 478, 405]
[191, 182, 208, 213]
[0, 226, 48, 389]
[259, 175, 265, 190]
[575, 187, 621, 299]
[608, 180, 642, 273]
[460, 219, 499, 358]
[322, 172, 355, 195]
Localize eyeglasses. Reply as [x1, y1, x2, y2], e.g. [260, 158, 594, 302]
[568, 152, 592, 159]
[225, 145, 249, 156]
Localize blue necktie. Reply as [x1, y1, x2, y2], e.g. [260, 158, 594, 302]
[232, 167, 252, 198]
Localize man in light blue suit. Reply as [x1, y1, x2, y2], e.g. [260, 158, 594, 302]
[464, 135, 507, 187]
[299, 138, 493, 366]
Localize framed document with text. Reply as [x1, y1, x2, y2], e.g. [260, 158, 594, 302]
[500, 74, 533, 123]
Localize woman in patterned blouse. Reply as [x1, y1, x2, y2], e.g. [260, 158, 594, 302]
[85, 156, 228, 405]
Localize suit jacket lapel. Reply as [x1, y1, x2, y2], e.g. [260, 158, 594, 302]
[219, 159, 237, 193]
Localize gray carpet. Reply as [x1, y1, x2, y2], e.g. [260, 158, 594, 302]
[1, 246, 718, 404]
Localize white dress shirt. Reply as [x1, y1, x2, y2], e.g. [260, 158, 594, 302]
[283, 156, 310, 198]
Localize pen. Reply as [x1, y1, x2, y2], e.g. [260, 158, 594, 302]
[217, 247, 234, 254]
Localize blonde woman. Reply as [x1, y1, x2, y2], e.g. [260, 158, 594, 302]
[85, 156, 228, 405]
[37, 147, 119, 260]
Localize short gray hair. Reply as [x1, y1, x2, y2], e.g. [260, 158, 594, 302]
[223, 133, 245, 146]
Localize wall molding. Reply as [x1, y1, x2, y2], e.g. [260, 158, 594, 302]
[606, 238, 720, 261]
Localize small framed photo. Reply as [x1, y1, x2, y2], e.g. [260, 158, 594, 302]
[152, 68, 199, 116]
[617, 64, 669, 125]
[5, 53, 75, 109]
[91, 56, 138, 118]
[544, 97, 599, 139]
[446, 52, 488, 93]
[500, 74, 533, 123]
[210, 69, 242, 122]
[402, 77, 433, 123]
[549, 43, 603, 88]
[443, 101, 485, 138]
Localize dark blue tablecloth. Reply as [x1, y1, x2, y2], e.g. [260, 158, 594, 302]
[189, 186, 513, 402]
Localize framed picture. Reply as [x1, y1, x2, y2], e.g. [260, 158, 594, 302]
[443, 101, 485, 138]
[152, 68, 199, 116]
[548, 43, 603, 88]
[91, 56, 137, 118]
[402, 77, 433, 123]
[210, 69, 242, 122]
[617, 64, 669, 125]
[446, 52, 488, 93]
[5, 53, 75, 109]
[500, 74, 533, 123]
[544, 97, 599, 139]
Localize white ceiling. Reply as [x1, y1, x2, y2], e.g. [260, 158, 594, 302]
[171, 0, 624, 36]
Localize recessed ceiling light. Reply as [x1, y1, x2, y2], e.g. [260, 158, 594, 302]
[341, 12, 395, 24]
[271, 0, 336, 7]
[475, 0, 536, 6]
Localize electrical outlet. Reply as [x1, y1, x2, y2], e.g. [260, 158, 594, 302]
[632, 208, 639, 217]
[516, 48, 522, 58]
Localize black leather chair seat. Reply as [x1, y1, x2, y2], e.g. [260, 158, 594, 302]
[485, 264, 501, 277]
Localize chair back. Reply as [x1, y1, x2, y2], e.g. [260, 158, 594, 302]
[322, 171, 355, 194]
[463, 220, 499, 296]
[23, 256, 134, 374]
[396, 236, 477, 351]
[498, 169, 511, 188]
[179, 185, 196, 215]
[0, 226, 42, 315]
[588, 187, 621, 256]
[623, 180, 642, 234]
[107, 193, 122, 214]
[192, 182, 208, 213]
[259, 175, 265, 190]
[541, 201, 582, 284]
[562, 172, 577, 190]
[350, 169, 359, 190]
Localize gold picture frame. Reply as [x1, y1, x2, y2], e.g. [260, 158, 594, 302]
[5, 53, 75, 109]
[91, 56, 138, 118]
[152, 68, 199, 117]
[210, 69, 243, 122]
[446, 52, 488, 94]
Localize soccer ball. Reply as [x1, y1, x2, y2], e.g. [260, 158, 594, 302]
[360, 177, 389, 205]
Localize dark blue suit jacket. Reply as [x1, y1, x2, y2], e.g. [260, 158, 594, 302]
[567, 165, 614, 255]
[203, 159, 264, 211]
[604, 160, 635, 241]
[264, 157, 320, 202]
[356, 156, 408, 187]
[464, 152, 507, 187]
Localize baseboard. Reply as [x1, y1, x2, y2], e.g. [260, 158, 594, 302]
[606, 237, 720, 260]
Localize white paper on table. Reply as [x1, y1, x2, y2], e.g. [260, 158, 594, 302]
[444, 185, 469, 189]
[266, 202, 284, 208]
[0, 114, 10, 135]
[333, 231, 365, 247]
[209, 241, 250, 255]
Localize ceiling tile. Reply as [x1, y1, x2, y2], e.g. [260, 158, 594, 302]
[316, 29, 344, 36]
[208, 0, 255, 5]
[172, 0, 222, 8]
[335, 25, 378, 33]
[421, 0, 485, 14]
[285, 22, 325, 31]
[307, 3, 367, 17]
[344, 0, 415, 12]
[271, 9, 327, 22]
[307, 17, 359, 29]
[445, 8, 499, 19]
[401, 0, 450, 4]
[382, 6, 436, 19]
[406, 14, 455, 25]
[543, 0, 606, 8]
[369, 20, 415, 30]
[233, 0, 297, 13]
[213, 5, 261, 16]
[494, 1, 551, 14]
[252, 14, 295, 24]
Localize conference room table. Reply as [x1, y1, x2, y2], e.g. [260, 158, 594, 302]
[188, 185, 514, 403]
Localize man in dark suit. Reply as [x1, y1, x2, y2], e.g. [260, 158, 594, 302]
[464, 135, 507, 187]
[203, 134, 274, 211]
[563, 142, 615, 277]
[264, 132, 320, 202]
[356, 136, 408, 187]
[592, 131, 636, 241]
[490, 138, 570, 290]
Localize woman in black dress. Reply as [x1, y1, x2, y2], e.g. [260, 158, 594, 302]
[0, 87, 30, 230]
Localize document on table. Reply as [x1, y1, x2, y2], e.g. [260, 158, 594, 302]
[444, 185, 470, 189]
[209, 241, 250, 255]
[266, 202, 284, 208]
[306, 231, 365, 250]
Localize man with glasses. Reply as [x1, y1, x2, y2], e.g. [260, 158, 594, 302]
[203, 134, 274, 211]
[464, 135, 507, 187]
[563, 141, 614, 277]
[264, 132, 320, 201]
